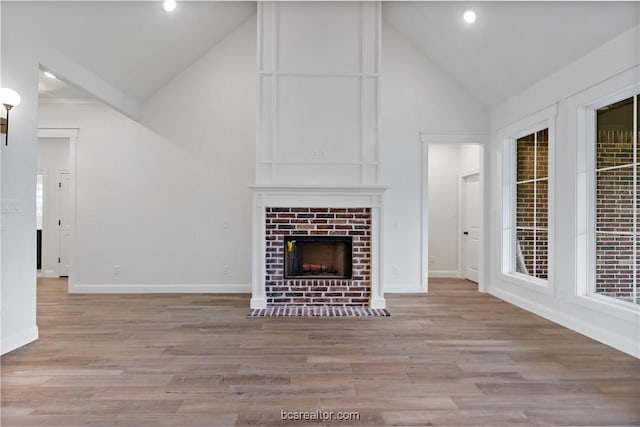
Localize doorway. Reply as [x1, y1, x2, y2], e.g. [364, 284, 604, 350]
[36, 129, 77, 285]
[58, 172, 72, 276]
[461, 172, 480, 282]
[420, 132, 486, 293]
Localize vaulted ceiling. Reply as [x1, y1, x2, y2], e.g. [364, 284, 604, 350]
[383, 1, 639, 107]
[5, 1, 637, 109]
[7, 1, 256, 102]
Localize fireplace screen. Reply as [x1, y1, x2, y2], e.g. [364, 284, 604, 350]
[284, 236, 353, 279]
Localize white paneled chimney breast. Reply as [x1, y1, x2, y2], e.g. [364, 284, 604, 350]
[250, 2, 386, 309]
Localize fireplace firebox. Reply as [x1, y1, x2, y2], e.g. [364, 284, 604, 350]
[284, 236, 352, 279]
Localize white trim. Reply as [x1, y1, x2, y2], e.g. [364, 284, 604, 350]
[420, 132, 487, 145]
[259, 71, 380, 78]
[500, 104, 556, 295]
[40, 269, 58, 278]
[501, 271, 553, 296]
[70, 284, 251, 294]
[38, 128, 78, 293]
[250, 297, 267, 309]
[251, 192, 267, 308]
[249, 186, 386, 309]
[571, 294, 640, 323]
[420, 140, 429, 292]
[428, 270, 460, 278]
[498, 103, 558, 136]
[56, 170, 71, 277]
[516, 226, 549, 231]
[39, 98, 100, 105]
[489, 285, 639, 359]
[1, 326, 39, 355]
[516, 176, 549, 185]
[595, 163, 639, 173]
[257, 160, 379, 166]
[420, 134, 487, 294]
[37, 128, 79, 139]
[578, 85, 640, 305]
[385, 283, 424, 293]
[369, 297, 385, 309]
[248, 184, 387, 194]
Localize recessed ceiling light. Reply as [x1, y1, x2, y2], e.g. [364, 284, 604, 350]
[463, 10, 476, 24]
[44, 71, 57, 79]
[163, 0, 176, 12]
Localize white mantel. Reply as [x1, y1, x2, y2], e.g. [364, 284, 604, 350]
[249, 184, 387, 309]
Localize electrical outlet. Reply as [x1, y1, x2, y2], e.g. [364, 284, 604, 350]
[223, 221, 230, 230]
[392, 265, 399, 275]
[113, 264, 120, 275]
[223, 265, 231, 275]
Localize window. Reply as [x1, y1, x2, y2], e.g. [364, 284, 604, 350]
[593, 94, 639, 304]
[501, 105, 555, 290]
[515, 129, 549, 280]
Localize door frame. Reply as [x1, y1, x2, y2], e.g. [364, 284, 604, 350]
[459, 170, 480, 282]
[37, 128, 78, 292]
[419, 132, 488, 293]
[57, 171, 72, 277]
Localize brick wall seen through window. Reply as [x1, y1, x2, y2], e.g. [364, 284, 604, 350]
[595, 94, 639, 304]
[515, 129, 549, 280]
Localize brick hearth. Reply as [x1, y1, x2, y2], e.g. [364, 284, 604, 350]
[265, 207, 371, 306]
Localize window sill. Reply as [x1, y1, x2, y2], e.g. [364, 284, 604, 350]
[500, 272, 554, 295]
[571, 293, 640, 323]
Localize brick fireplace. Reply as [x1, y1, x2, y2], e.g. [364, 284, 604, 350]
[249, 185, 386, 309]
[265, 207, 371, 306]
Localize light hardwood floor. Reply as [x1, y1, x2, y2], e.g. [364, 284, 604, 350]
[1, 277, 639, 426]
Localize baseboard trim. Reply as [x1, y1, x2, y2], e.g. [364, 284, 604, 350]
[489, 285, 640, 358]
[1, 325, 39, 355]
[39, 270, 58, 278]
[70, 283, 252, 294]
[384, 283, 425, 293]
[428, 270, 460, 278]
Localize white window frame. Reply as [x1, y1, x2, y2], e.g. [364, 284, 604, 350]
[576, 85, 640, 313]
[501, 104, 556, 295]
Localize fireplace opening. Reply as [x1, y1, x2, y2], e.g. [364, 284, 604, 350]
[284, 236, 353, 279]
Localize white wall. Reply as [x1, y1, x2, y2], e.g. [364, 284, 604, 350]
[37, 16, 256, 293]
[459, 144, 480, 175]
[36, 137, 70, 277]
[380, 21, 488, 292]
[1, 21, 40, 355]
[487, 26, 640, 357]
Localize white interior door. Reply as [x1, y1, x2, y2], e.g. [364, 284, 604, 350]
[462, 173, 480, 282]
[58, 172, 72, 277]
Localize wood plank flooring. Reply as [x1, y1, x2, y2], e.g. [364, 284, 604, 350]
[1, 277, 639, 426]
